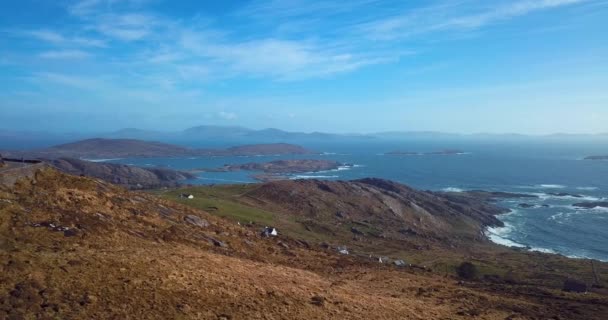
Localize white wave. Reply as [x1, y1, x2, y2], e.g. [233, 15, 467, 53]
[537, 184, 566, 189]
[485, 225, 526, 248]
[576, 186, 598, 191]
[529, 247, 557, 254]
[290, 175, 339, 179]
[442, 187, 464, 192]
[83, 158, 123, 162]
[336, 165, 353, 171]
[576, 206, 608, 214]
[198, 177, 251, 183]
[548, 212, 568, 222]
[531, 192, 601, 202]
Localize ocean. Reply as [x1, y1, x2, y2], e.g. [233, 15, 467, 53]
[105, 139, 608, 261]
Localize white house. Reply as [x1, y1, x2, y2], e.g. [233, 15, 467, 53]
[261, 227, 278, 237]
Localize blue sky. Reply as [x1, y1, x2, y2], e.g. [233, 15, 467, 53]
[1, 0, 607, 134]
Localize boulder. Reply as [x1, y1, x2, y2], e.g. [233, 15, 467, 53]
[563, 279, 587, 293]
[394, 260, 407, 267]
[184, 215, 209, 228]
[350, 227, 364, 236]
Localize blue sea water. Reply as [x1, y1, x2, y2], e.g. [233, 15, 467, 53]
[106, 140, 608, 261]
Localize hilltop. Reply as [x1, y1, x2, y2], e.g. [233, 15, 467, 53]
[1, 168, 607, 319]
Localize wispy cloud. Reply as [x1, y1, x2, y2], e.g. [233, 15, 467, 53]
[39, 50, 91, 59]
[31, 72, 103, 90]
[22, 29, 106, 47]
[360, 0, 589, 40]
[94, 13, 161, 41]
[8, 0, 599, 89]
[218, 111, 238, 120]
[178, 30, 394, 79]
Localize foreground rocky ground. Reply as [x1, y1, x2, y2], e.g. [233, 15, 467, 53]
[1, 168, 607, 319]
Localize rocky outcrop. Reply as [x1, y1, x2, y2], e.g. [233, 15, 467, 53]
[573, 202, 608, 209]
[47, 157, 196, 189]
[242, 178, 507, 245]
[455, 190, 538, 202]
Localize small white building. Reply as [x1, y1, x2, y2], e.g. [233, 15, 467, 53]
[261, 227, 278, 237]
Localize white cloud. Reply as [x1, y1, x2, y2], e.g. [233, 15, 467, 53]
[94, 13, 160, 41]
[39, 50, 91, 59]
[178, 31, 391, 79]
[218, 111, 238, 120]
[31, 72, 102, 90]
[360, 0, 589, 40]
[69, 0, 104, 16]
[22, 29, 106, 47]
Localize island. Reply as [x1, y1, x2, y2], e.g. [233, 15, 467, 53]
[1, 138, 317, 159]
[386, 149, 466, 156]
[584, 155, 608, 160]
[193, 159, 351, 182]
[201, 159, 346, 173]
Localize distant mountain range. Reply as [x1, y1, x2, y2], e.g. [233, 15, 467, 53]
[1, 125, 607, 149]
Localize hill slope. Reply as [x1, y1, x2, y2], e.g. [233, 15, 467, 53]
[48, 157, 196, 189]
[1, 168, 607, 319]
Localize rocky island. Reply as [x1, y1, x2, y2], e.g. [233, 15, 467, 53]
[194, 159, 350, 181]
[573, 201, 608, 209]
[584, 155, 608, 160]
[386, 149, 466, 156]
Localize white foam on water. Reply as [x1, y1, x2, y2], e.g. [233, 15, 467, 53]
[83, 158, 123, 162]
[576, 186, 598, 191]
[577, 206, 608, 214]
[485, 227, 526, 248]
[548, 212, 568, 222]
[442, 187, 464, 192]
[291, 175, 339, 179]
[336, 165, 353, 171]
[198, 177, 251, 183]
[313, 165, 353, 174]
[529, 247, 558, 254]
[536, 184, 566, 189]
[531, 192, 601, 202]
[485, 222, 526, 248]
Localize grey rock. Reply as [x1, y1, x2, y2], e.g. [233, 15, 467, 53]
[184, 215, 210, 228]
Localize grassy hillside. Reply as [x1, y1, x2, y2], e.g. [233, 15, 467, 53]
[159, 182, 608, 291]
[1, 168, 607, 319]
